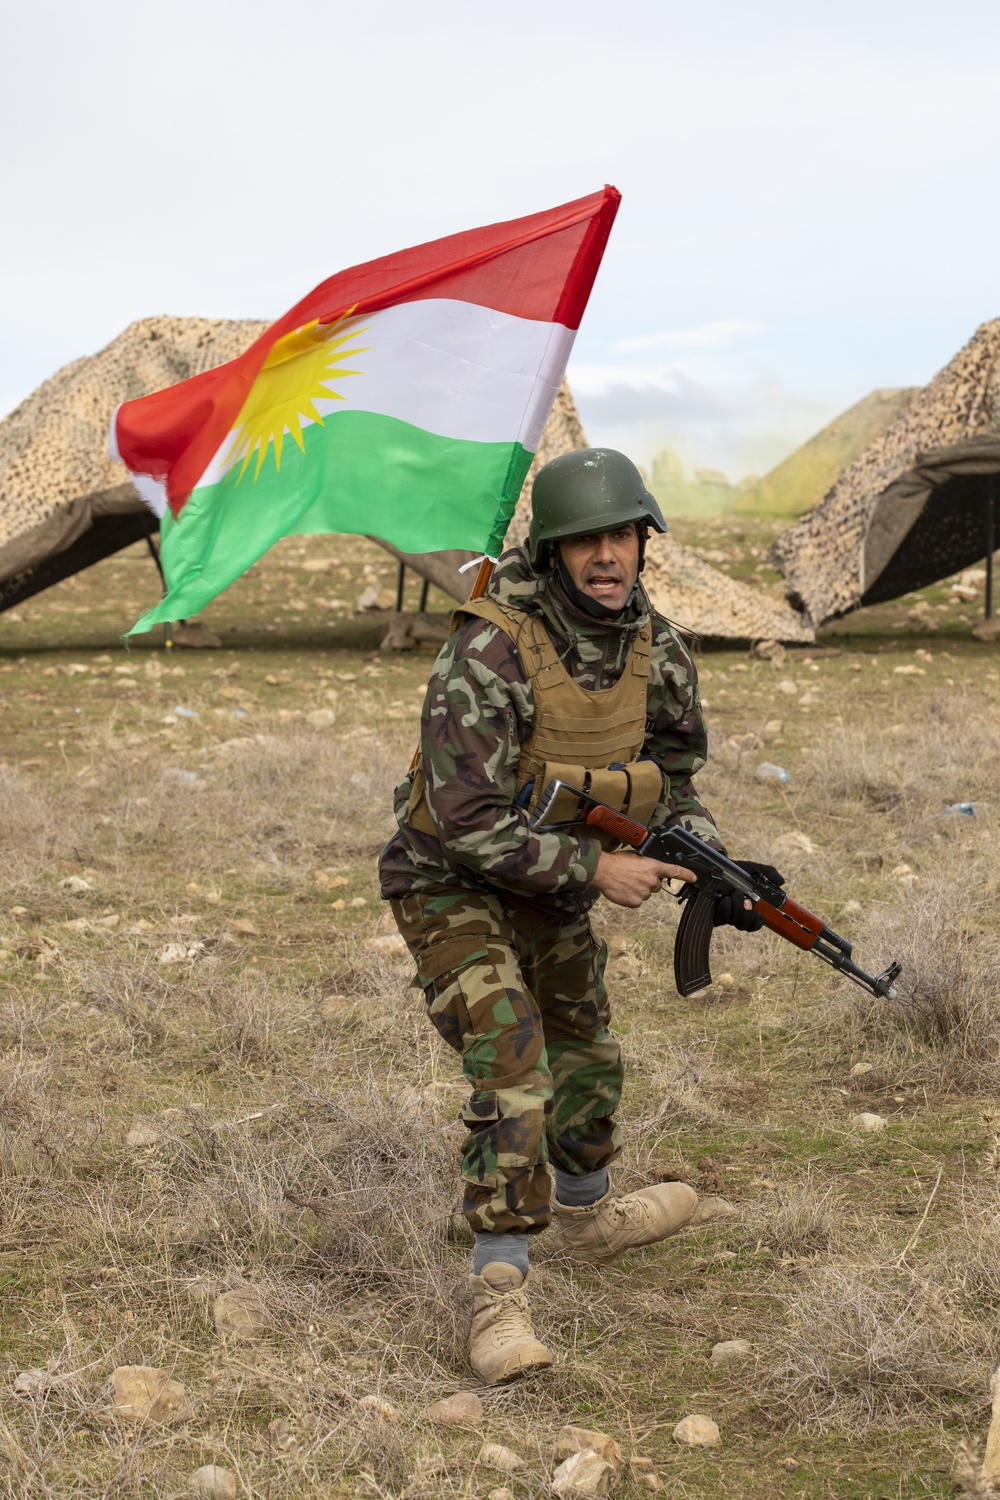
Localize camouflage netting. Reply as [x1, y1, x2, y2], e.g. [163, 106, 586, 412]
[772, 318, 1000, 626]
[0, 316, 268, 602]
[639, 535, 814, 643]
[0, 316, 813, 641]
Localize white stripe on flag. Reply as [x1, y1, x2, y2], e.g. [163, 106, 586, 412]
[195, 299, 574, 491]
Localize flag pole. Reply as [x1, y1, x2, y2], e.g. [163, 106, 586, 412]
[467, 556, 495, 602]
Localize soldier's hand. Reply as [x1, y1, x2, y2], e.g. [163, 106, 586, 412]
[592, 851, 695, 908]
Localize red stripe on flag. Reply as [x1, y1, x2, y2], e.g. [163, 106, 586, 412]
[114, 187, 620, 516]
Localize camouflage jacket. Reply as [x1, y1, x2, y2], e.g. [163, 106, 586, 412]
[378, 545, 720, 915]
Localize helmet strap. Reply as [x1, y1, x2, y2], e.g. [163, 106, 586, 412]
[553, 552, 637, 621]
[548, 523, 650, 620]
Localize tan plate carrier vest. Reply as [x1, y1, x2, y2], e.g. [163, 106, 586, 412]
[405, 598, 664, 849]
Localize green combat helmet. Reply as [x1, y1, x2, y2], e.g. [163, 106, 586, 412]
[527, 448, 667, 569]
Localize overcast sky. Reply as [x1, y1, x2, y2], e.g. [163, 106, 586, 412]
[5, 0, 1000, 479]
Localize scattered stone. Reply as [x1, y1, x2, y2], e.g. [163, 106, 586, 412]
[189, 1465, 238, 1498]
[229, 919, 259, 937]
[972, 617, 1000, 643]
[213, 1287, 266, 1339]
[357, 586, 396, 611]
[58, 876, 92, 893]
[94, 913, 120, 929]
[61, 918, 91, 932]
[774, 830, 817, 856]
[551, 1449, 615, 1497]
[13, 1368, 68, 1396]
[366, 933, 407, 954]
[709, 1338, 751, 1367]
[478, 1443, 524, 1472]
[554, 1426, 623, 1471]
[158, 943, 189, 966]
[641, 1477, 663, 1492]
[776, 679, 798, 695]
[672, 1414, 721, 1448]
[780, 1457, 800, 1472]
[850, 1062, 875, 1078]
[982, 1358, 1000, 1483]
[423, 1391, 484, 1427]
[350, 896, 368, 908]
[764, 719, 783, 734]
[306, 708, 336, 728]
[110, 1365, 192, 1425]
[851, 1112, 886, 1132]
[126, 1123, 163, 1150]
[357, 1394, 400, 1423]
[486, 1490, 514, 1500]
[8, 907, 27, 917]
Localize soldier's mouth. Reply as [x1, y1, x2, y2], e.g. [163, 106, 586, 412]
[585, 574, 625, 595]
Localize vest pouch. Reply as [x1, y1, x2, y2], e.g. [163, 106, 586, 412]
[603, 757, 664, 827]
[526, 758, 664, 851]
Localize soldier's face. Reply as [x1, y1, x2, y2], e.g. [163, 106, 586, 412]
[556, 525, 640, 613]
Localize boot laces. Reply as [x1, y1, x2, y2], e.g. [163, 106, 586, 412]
[605, 1194, 650, 1230]
[492, 1286, 533, 1341]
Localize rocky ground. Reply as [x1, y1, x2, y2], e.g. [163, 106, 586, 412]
[0, 518, 998, 1497]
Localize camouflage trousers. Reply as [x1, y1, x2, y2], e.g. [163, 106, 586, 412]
[390, 885, 624, 1235]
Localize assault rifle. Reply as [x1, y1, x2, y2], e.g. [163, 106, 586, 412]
[529, 779, 901, 1001]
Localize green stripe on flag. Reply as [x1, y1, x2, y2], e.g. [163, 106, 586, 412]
[128, 411, 531, 633]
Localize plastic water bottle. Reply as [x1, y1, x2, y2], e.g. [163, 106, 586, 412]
[944, 802, 976, 816]
[755, 762, 790, 784]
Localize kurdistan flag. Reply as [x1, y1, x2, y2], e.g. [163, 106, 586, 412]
[111, 186, 621, 634]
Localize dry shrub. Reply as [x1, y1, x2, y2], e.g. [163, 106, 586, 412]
[838, 874, 1000, 1089]
[801, 695, 1000, 818]
[737, 1177, 849, 1258]
[621, 1032, 725, 1137]
[800, 728, 914, 813]
[765, 1264, 983, 1430]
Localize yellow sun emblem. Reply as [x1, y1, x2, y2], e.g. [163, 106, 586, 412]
[227, 310, 368, 482]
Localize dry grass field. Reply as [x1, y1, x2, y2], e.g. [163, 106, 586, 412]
[0, 517, 999, 1498]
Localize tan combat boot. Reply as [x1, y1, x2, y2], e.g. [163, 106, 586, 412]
[550, 1181, 699, 1265]
[468, 1262, 553, 1384]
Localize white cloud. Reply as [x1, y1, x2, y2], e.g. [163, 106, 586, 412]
[567, 359, 836, 482]
[613, 321, 760, 355]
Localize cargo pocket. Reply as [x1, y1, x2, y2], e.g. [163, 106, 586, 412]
[459, 1090, 503, 1189]
[414, 933, 492, 1056]
[414, 934, 489, 990]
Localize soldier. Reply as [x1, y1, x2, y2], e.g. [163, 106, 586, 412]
[379, 448, 778, 1383]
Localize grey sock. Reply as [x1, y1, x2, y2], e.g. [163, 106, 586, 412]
[472, 1231, 529, 1277]
[554, 1167, 609, 1207]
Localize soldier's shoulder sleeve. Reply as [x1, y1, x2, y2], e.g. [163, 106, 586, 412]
[642, 615, 722, 848]
[646, 614, 702, 719]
